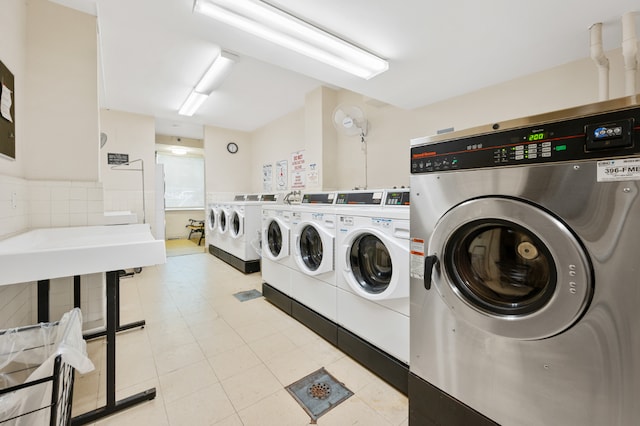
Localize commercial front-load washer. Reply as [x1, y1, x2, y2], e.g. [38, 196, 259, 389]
[211, 194, 277, 273]
[206, 202, 220, 248]
[261, 202, 296, 309]
[335, 189, 410, 363]
[409, 96, 640, 425]
[290, 192, 337, 322]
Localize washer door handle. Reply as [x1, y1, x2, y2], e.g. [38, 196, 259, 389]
[424, 255, 438, 290]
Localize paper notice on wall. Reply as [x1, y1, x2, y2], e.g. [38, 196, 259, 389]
[1, 84, 13, 123]
[291, 150, 306, 190]
[263, 163, 273, 191]
[307, 163, 319, 185]
[276, 160, 288, 190]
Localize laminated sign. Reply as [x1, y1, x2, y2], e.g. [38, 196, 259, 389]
[597, 158, 640, 182]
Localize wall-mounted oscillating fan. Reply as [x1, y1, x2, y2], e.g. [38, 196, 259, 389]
[332, 104, 368, 138]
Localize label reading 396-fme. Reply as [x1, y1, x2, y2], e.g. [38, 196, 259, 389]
[597, 158, 640, 182]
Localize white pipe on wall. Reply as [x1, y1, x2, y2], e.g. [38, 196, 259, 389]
[622, 11, 638, 96]
[590, 23, 610, 101]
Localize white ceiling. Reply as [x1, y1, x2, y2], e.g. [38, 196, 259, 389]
[51, 0, 638, 139]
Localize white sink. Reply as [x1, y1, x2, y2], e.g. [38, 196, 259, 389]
[0, 224, 166, 286]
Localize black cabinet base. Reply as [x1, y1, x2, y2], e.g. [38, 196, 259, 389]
[408, 373, 499, 426]
[338, 327, 408, 395]
[261, 282, 292, 315]
[262, 283, 408, 396]
[209, 245, 260, 274]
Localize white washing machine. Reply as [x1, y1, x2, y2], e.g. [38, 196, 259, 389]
[335, 189, 411, 363]
[213, 194, 277, 273]
[290, 192, 337, 321]
[206, 202, 219, 248]
[261, 202, 296, 296]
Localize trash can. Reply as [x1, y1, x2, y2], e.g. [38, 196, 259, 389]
[0, 308, 94, 425]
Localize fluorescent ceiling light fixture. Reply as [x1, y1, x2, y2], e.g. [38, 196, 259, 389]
[193, 0, 388, 80]
[171, 147, 188, 155]
[178, 50, 237, 116]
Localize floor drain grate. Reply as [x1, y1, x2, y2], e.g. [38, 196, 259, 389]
[308, 382, 331, 400]
[233, 289, 262, 302]
[286, 367, 353, 421]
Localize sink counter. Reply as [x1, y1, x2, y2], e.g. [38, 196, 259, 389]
[0, 224, 166, 286]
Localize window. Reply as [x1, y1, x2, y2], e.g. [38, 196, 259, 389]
[157, 152, 204, 209]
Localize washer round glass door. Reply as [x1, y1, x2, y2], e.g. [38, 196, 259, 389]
[208, 208, 216, 232]
[267, 220, 283, 257]
[218, 210, 227, 233]
[230, 211, 243, 238]
[428, 197, 593, 340]
[349, 233, 392, 294]
[299, 225, 323, 271]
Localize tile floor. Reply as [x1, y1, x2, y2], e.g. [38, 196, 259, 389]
[72, 252, 408, 425]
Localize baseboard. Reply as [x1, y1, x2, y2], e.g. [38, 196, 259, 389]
[337, 327, 408, 396]
[408, 373, 499, 425]
[209, 245, 260, 274]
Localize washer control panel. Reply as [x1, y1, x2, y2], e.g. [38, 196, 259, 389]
[411, 107, 639, 174]
[335, 191, 384, 205]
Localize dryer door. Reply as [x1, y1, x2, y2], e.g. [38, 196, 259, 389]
[294, 221, 334, 275]
[427, 196, 593, 340]
[343, 228, 408, 300]
[230, 210, 244, 238]
[263, 217, 289, 261]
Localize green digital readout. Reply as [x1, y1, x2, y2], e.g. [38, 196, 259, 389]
[555, 144, 567, 151]
[528, 131, 546, 142]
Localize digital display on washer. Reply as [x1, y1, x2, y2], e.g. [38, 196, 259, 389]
[233, 195, 245, 201]
[411, 108, 639, 174]
[246, 194, 259, 201]
[385, 191, 410, 206]
[335, 192, 383, 205]
[301, 193, 335, 204]
[261, 194, 276, 201]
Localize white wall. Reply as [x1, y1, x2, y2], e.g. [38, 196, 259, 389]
[0, 0, 26, 179]
[165, 210, 205, 240]
[204, 125, 252, 195]
[100, 109, 158, 235]
[0, 0, 103, 329]
[23, 0, 99, 181]
[249, 108, 305, 193]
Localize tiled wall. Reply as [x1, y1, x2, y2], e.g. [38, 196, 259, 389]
[0, 174, 106, 329]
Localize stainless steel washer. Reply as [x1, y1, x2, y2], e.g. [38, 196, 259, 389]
[409, 96, 640, 425]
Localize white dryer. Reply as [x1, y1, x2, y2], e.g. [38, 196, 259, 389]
[290, 192, 337, 321]
[335, 189, 411, 363]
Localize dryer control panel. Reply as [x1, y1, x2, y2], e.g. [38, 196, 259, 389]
[411, 105, 640, 173]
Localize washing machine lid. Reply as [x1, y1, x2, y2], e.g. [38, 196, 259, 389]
[427, 196, 593, 340]
[263, 216, 290, 261]
[294, 221, 334, 275]
[342, 228, 408, 300]
[229, 209, 244, 238]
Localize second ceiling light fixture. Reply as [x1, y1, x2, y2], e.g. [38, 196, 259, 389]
[192, 0, 389, 80]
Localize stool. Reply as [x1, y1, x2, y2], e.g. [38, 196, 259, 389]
[186, 219, 205, 245]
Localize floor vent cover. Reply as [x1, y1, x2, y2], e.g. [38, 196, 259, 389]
[286, 367, 353, 421]
[233, 289, 262, 302]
